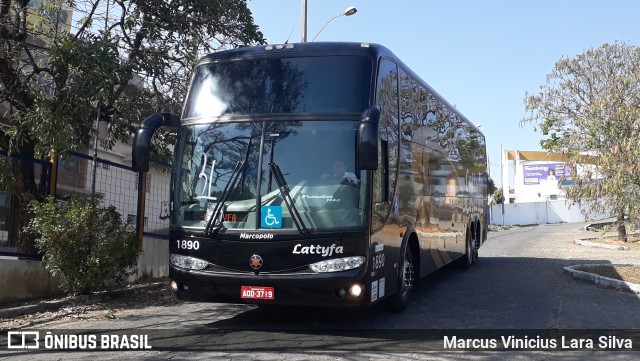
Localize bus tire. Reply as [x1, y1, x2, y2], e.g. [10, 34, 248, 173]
[387, 244, 415, 313]
[457, 226, 477, 269]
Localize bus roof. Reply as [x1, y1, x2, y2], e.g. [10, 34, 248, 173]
[196, 42, 483, 137]
[198, 42, 393, 64]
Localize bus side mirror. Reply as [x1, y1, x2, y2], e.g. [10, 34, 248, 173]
[357, 106, 380, 171]
[132, 113, 180, 172]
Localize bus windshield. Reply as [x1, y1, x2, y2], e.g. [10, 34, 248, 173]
[173, 120, 366, 232]
[182, 55, 371, 119]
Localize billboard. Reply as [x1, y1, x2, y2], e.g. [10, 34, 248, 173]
[523, 163, 570, 185]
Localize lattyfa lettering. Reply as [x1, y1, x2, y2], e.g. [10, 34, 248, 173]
[292, 243, 344, 257]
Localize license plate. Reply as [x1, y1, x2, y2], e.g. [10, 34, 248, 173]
[240, 286, 274, 300]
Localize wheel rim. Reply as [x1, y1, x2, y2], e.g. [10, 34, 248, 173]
[472, 235, 479, 262]
[400, 251, 414, 297]
[467, 233, 473, 265]
[471, 230, 479, 263]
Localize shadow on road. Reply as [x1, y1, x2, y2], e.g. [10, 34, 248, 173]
[3, 255, 640, 354]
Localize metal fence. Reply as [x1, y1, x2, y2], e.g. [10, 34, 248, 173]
[0, 149, 171, 259]
[0, 150, 51, 253]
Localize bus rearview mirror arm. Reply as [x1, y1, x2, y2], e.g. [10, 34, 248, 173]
[132, 113, 180, 172]
[357, 105, 380, 171]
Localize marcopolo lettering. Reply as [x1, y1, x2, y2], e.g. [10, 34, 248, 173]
[240, 233, 274, 240]
[292, 244, 344, 257]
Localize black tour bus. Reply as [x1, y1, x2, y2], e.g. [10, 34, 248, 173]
[132, 42, 487, 312]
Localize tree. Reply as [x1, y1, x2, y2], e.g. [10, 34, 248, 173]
[491, 188, 504, 205]
[0, 0, 265, 252]
[522, 41, 640, 242]
[487, 177, 496, 198]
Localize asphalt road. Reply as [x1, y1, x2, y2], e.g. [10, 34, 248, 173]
[2, 222, 639, 360]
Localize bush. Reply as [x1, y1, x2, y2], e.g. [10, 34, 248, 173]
[28, 196, 140, 295]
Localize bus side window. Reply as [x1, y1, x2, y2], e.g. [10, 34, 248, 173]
[375, 58, 399, 205]
[374, 139, 389, 203]
[383, 139, 391, 202]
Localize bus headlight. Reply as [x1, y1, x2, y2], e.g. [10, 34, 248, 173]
[170, 253, 209, 270]
[309, 256, 365, 273]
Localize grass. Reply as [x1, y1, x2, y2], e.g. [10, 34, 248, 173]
[576, 234, 640, 284]
[579, 265, 640, 284]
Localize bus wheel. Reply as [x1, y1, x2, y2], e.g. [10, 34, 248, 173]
[472, 228, 479, 264]
[457, 228, 475, 269]
[387, 245, 415, 312]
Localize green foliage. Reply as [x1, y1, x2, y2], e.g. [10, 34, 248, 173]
[18, 34, 133, 156]
[492, 188, 504, 205]
[0, 156, 13, 191]
[522, 41, 640, 241]
[487, 177, 497, 196]
[1, 0, 264, 251]
[28, 196, 140, 295]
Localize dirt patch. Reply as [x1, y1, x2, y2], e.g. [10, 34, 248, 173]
[0, 282, 177, 330]
[573, 232, 640, 286]
[584, 234, 640, 249]
[578, 264, 640, 284]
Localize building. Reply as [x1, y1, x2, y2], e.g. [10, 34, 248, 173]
[491, 149, 606, 226]
[501, 150, 599, 204]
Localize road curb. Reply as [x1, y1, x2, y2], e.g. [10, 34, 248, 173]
[573, 238, 630, 250]
[583, 221, 615, 231]
[563, 264, 640, 294]
[0, 281, 167, 319]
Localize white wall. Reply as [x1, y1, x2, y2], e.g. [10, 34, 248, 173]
[489, 200, 611, 226]
[0, 258, 60, 303]
[137, 237, 169, 279]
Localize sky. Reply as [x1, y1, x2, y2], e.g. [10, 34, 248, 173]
[247, 0, 640, 187]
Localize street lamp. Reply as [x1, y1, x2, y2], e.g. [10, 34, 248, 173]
[311, 6, 358, 42]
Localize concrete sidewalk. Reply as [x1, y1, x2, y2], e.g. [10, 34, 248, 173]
[562, 221, 640, 294]
[0, 281, 168, 319]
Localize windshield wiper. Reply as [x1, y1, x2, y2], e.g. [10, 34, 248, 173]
[204, 161, 245, 235]
[269, 162, 309, 236]
[204, 136, 253, 235]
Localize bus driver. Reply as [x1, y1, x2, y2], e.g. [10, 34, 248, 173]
[322, 159, 358, 186]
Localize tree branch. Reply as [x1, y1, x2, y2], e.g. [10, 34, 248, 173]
[73, 0, 101, 40]
[0, 57, 34, 111]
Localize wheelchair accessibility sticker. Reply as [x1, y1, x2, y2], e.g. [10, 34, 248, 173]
[261, 206, 282, 229]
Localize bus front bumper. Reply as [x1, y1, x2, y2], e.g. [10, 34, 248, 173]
[169, 266, 368, 308]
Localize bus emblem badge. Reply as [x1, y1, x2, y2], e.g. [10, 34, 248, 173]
[250, 255, 263, 270]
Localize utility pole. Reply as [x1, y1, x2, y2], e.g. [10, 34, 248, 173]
[500, 144, 506, 225]
[301, 0, 308, 42]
